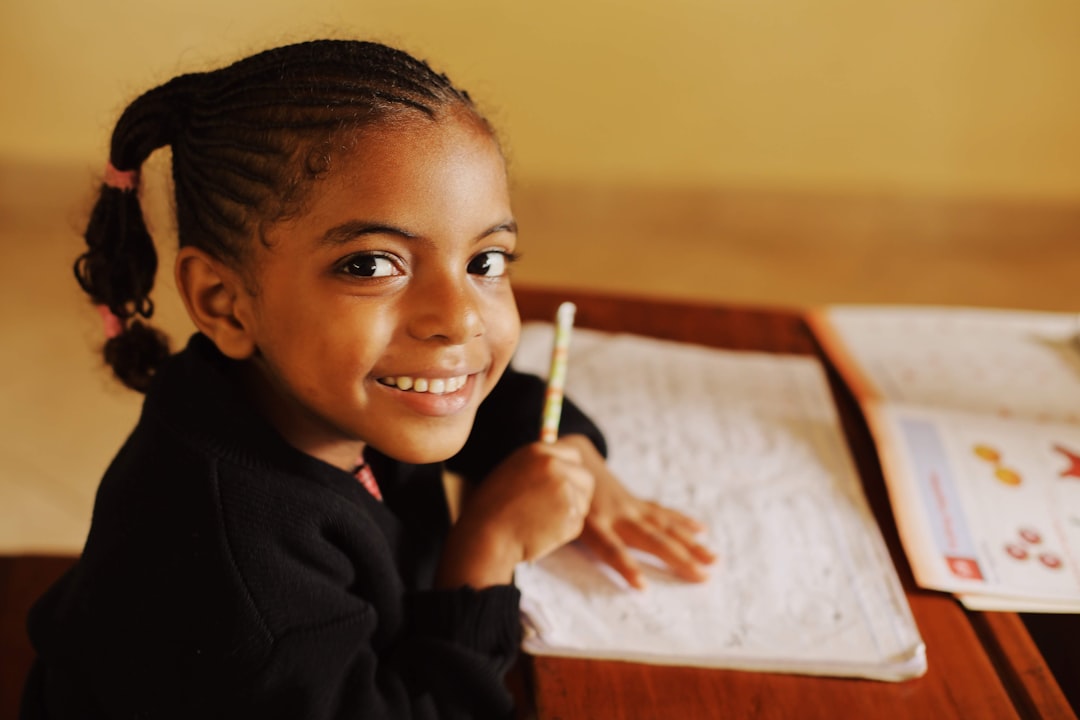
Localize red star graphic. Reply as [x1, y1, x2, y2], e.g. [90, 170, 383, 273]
[1052, 444, 1080, 479]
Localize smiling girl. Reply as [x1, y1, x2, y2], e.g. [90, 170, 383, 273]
[22, 40, 713, 719]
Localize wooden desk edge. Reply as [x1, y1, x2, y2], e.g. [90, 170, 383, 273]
[968, 611, 1076, 720]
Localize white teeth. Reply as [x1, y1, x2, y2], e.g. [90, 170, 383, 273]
[382, 374, 468, 394]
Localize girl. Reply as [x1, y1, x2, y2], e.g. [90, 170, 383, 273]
[22, 40, 714, 719]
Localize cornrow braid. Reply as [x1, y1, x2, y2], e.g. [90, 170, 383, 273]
[74, 40, 485, 392]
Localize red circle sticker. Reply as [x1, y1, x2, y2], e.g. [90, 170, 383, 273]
[1018, 527, 1042, 545]
[1039, 553, 1063, 570]
[1005, 543, 1028, 561]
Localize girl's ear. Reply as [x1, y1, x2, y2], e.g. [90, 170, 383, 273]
[174, 247, 258, 360]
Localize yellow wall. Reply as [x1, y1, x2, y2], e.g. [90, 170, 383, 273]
[2, 0, 1079, 199]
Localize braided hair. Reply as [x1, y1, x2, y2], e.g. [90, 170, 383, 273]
[75, 40, 486, 392]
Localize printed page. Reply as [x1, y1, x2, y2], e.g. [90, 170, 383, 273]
[873, 405, 1080, 607]
[512, 326, 926, 681]
[811, 306, 1080, 609]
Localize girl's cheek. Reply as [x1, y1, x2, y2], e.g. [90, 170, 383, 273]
[499, 310, 522, 358]
[489, 311, 520, 385]
[485, 288, 519, 333]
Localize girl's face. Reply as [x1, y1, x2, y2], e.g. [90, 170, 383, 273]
[236, 111, 520, 470]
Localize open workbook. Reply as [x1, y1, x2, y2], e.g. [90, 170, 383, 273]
[511, 325, 926, 681]
[809, 306, 1080, 612]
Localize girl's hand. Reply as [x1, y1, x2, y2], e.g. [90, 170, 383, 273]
[436, 440, 595, 590]
[562, 435, 716, 590]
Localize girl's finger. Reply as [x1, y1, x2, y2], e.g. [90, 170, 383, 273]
[666, 523, 717, 565]
[643, 502, 706, 535]
[640, 506, 714, 562]
[540, 441, 584, 465]
[620, 522, 710, 583]
[584, 524, 646, 590]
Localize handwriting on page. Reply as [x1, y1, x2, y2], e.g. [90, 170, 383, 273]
[512, 327, 924, 679]
[828, 307, 1080, 422]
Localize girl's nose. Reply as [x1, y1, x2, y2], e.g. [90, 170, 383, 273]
[406, 277, 484, 344]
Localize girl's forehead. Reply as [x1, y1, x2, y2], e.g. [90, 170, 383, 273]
[328, 114, 506, 197]
[256, 112, 512, 255]
[343, 110, 500, 166]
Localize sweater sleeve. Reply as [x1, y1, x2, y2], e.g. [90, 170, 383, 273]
[448, 364, 607, 481]
[400, 585, 522, 712]
[247, 585, 522, 720]
[208, 464, 524, 720]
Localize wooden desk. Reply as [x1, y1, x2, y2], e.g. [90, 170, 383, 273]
[513, 286, 1077, 720]
[1, 288, 1075, 719]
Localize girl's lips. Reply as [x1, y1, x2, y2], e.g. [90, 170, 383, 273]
[377, 373, 469, 395]
[375, 373, 480, 417]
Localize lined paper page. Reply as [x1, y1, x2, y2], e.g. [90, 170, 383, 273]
[512, 326, 925, 681]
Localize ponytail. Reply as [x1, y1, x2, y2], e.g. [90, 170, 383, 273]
[74, 77, 193, 392]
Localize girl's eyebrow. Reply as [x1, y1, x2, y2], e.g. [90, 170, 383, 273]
[483, 220, 518, 238]
[319, 219, 518, 246]
[319, 221, 417, 246]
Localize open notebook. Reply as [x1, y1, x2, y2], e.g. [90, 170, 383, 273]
[511, 325, 926, 682]
[810, 306, 1080, 612]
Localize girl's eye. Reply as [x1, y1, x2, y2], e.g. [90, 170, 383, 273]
[342, 254, 399, 278]
[467, 251, 515, 278]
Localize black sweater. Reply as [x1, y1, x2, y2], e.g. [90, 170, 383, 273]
[22, 333, 604, 719]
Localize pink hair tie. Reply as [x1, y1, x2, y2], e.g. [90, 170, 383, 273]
[103, 162, 139, 192]
[96, 304, 124, 339]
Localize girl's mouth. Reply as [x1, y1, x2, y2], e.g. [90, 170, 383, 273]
[376, 374, 469, 395]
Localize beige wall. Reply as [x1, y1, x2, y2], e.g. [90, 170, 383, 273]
[2, 0, 1079, 199]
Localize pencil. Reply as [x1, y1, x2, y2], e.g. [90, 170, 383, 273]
[540, 302, 577, 443]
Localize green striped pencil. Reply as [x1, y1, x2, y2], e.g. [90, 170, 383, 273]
[540, 302, 577, 443]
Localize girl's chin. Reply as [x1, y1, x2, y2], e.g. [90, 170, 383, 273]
[369, 425, 474, 466]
